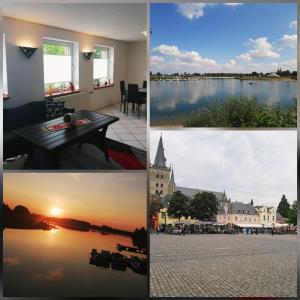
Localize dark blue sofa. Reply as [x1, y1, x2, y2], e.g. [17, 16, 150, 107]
[3, 100, 74, 160]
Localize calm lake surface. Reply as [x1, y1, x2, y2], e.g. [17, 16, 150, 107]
[3, 228, 147, 297]
[150, 79, 297, 126]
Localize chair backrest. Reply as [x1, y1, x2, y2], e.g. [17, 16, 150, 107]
[120, 80, 126, 95]
[143, 80, 147, 89]
[127, 84, 139, 102]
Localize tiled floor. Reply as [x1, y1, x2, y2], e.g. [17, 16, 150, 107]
[98, 103, 147, 151]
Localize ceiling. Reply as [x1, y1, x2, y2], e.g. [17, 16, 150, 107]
[3, 3, 147, 42]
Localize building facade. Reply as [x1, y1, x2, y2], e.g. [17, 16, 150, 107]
[217, 202, 260, 226]
[255, 206, 276, 226]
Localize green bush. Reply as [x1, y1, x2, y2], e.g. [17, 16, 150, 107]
[184, 97, 297, 127]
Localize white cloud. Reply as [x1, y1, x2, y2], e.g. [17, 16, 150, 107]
[238, 53, 252, 62]
[177, 3, 207, 20]
[177, 3, 242, 20]
[238, 37, 280, 62]
[152, 44, 217, 72]
[224, 3, 243, 6]
[151, 55, 165, 65]
[278, 34, 297, 49]
[152, 45, 181, 56]
[289, 20, 297, 30]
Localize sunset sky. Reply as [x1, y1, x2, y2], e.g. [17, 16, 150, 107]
[4, 173, 146, 232]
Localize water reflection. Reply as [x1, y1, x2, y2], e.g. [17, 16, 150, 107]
[4, 228, 147, 297]
[150, 79, 297, 125]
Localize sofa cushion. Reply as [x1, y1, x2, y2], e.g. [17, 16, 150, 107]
[3, 103, 33, 131]
[31, 100, 47, 122]
[46, 99, 66, 119]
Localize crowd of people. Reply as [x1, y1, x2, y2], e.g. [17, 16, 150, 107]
[155, 223, 296, 235]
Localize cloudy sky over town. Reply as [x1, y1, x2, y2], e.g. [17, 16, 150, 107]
[150, 130, 297, 208]
[150, 3, 297, 74]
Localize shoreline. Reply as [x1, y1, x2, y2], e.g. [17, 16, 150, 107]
[151, 77, 297, 82]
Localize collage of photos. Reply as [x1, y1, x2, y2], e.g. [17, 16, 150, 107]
[1, 1, 298, 300]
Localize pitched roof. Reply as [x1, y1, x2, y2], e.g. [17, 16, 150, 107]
[276, 212, 284, 220]
[153, 135, 167, 168]
[219, 202, 258, 215]
[175, 186, 226, 201]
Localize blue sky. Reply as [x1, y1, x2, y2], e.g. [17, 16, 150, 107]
[150, 3, 297, 73]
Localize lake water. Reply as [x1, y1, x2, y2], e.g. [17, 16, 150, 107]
[3, 228, 147, 297]
[150, 79, 297, 126]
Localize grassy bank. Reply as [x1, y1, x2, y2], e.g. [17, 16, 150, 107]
[236, 76, 296, 81]
[185, 97, 297, 128]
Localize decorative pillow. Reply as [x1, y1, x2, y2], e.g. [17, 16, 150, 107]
[45, 98, 65, 120]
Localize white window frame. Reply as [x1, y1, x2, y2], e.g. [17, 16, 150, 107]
[3, 34, 8, 96]
[93, 45, 114, 87]
[42, 37, 78, 94]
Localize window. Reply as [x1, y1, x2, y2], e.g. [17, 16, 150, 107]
[235, 216, 237, 221]
[156, 190, 158, 194]
[161, 175, 164, 179]
[161, 184, 163, 187]
[160, 190, 163, 195]
[267, 216, 269, 221]
[156, 175, 159, 179]
[244, 217, 247, 221]
[263, 215, 266, 221]
[156, 183, 158, 187]
[43, 38, 78, 94]
[93, 45, 114, 87]
[272, 216, 275, 221]
[3, 34, 8, 97]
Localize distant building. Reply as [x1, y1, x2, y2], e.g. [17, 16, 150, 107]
[217, 202, 260, 227]
[276, 212, 286, 224]
[150, 135, 229, 230]
[255, 206, 276, 227]
[267, 72, 280, 77]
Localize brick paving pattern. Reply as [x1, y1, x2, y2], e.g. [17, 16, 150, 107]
[150, 234, 297, 297]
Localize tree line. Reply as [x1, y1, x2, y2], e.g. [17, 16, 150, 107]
[151, 191, 219, 222]
[276, 194, 297, 225]
[150, 70, 297, 79]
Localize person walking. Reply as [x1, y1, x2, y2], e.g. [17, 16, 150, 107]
[157, 226, 160, 235]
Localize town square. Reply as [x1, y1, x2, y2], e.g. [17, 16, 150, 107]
[150, 130, 297, 297]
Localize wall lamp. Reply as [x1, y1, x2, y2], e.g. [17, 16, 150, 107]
[19, 46, 37, 58]
[82, 51, 93, 60]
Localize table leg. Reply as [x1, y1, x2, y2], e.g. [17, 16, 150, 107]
[78, 126, 110, 162]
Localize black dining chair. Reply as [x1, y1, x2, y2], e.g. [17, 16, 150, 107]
[120, 80, 127, 113]
[143, 80, 147, 89]
[127, 84, 146, 119]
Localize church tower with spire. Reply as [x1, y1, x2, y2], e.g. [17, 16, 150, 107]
[168, 167, 176, 194]
[150, 135, 173, 197]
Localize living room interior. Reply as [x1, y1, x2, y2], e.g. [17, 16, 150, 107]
[2, 3, 147, 170]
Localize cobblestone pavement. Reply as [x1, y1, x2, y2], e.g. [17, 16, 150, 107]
[150, 234, 297, 297]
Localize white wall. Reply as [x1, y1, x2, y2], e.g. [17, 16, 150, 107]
[3, 17, 135, 110]
[127, 41, 147, 88]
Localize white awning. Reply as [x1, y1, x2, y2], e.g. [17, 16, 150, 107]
[275, 223, 290, 227]
[235, 223, 263, 228]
